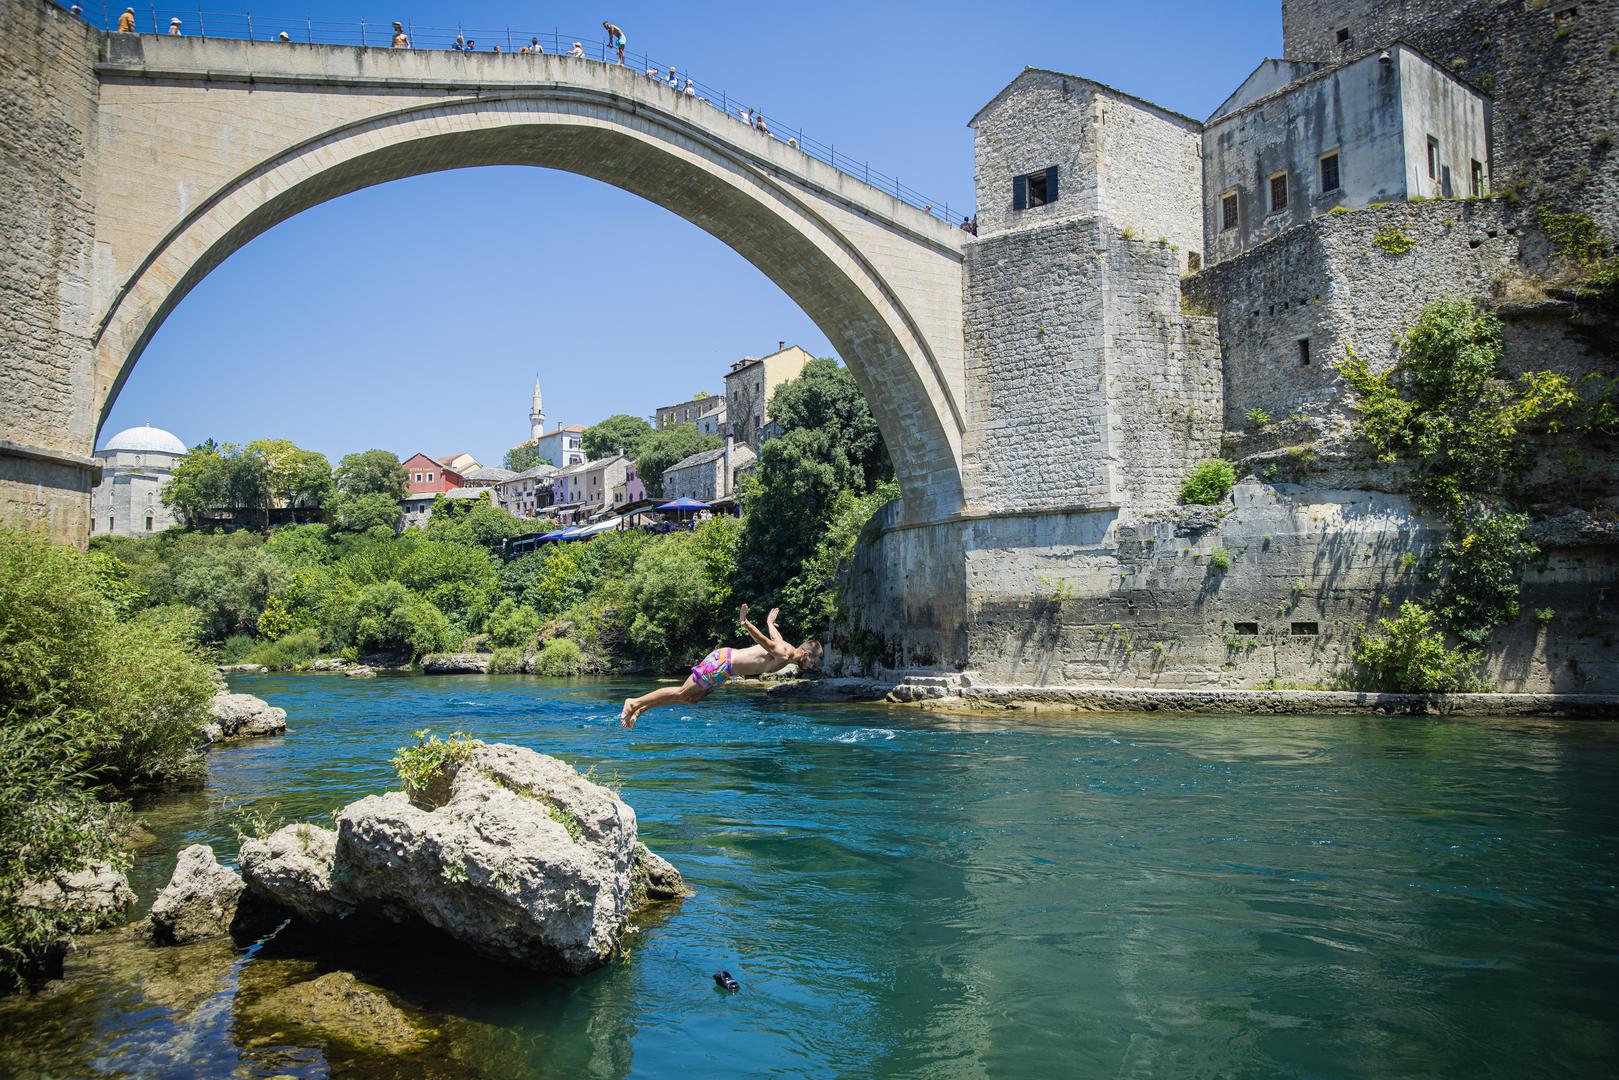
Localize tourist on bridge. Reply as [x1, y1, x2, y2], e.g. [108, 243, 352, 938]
[570, 40, 585, 58]
[167, 16, 181, 35]
[117, 7, 134, 32]
[619, 604, 822, 729]
[530, 36, 543, 54]
[603, 21, 626, 64]
[277, 31, 290, 41]
[683, 78, 696, 97]
[391, 21, 410, 48]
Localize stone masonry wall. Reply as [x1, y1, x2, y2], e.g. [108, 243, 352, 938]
[0, 1, 101, 541]
[1186, 199, 1523, 442]
[971, 72, 1103, 238]
[1282, 0, 1619, 233]
[1094, 95, 1205, 267]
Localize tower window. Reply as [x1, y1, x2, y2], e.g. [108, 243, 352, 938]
[1298, 338, 1312, 366]
[145, 514, 153, 531]
[1269, 172, 1289, 212]
[1319, 151, 1341, 193]
[1012, 165, 1059, 210]
[1221, 190, 1239, 231]
[1336, 27, 1352, 44]
[1233, 622, 1260, 636]
[1470, 159, 1485, 196]
[1426, 136, 1440, 180]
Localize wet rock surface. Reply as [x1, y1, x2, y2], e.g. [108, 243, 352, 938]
[149, 845, 246, 945]
[244, 970, 430, 1055]
[231, 744, 687, 976]
[204, 690, 287, 742]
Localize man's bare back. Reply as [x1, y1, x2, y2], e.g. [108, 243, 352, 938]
[619, 604, 822, 728]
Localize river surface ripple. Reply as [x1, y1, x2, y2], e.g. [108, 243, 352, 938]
[3, 673, 1617, 1078]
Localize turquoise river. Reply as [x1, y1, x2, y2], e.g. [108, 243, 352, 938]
[2, 674, 1617, 1078]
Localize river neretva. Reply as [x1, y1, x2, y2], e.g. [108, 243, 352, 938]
[3, 674, 1617, 1078]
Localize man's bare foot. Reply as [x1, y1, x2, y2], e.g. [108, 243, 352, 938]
[621, 698, 636, 729]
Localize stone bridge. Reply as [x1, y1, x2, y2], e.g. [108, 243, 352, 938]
[2, 4, 966, 538]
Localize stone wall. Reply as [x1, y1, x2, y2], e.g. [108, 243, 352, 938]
[0, 1, 101, 541]
[1282, 0, 1619, 232]
[1186, 199, 1523, 442]
[836, 484, 1619, 693]
[1093, 94, 1204, 263]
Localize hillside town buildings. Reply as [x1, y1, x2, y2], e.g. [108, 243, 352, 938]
[722, 343, 814, 451]
[655, 393, 726, 436]
[661, 440, 756, 504]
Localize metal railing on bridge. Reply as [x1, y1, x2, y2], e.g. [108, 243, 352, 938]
[71, 2, 975, 228]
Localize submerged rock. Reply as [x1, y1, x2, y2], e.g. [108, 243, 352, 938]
[248, 970, 429, 1055]
[232, 744, 687, 976]
[19, 861, 135, 933]
[149, 845, 245, 945]
[344, 665, 377, 679]
[420, 653, 491, 674]
[239, 824, 351, 924]
[204, 691, 287, 743]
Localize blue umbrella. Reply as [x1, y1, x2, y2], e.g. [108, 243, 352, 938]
[657, 497, 710, 511]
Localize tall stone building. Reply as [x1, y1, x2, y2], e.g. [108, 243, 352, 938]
[724, 343, 814, 451]
[89, 423, 185, 536]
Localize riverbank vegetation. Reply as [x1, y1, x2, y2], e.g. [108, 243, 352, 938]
[93, 359, 895, 677]
[0, 528, 216, 989]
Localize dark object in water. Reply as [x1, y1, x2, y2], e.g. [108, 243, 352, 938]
[713, 970, 740, 992]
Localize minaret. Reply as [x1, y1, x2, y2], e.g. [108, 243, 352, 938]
[529, 374, 545, 440]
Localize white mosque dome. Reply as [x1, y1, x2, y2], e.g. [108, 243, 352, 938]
[100, 424, 186, 455]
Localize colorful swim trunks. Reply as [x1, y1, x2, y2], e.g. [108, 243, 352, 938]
[691, 647, 733, 690]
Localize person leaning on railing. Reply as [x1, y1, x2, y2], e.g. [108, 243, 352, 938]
[391, 21, 410, 48]
[117, 6, 134, 32]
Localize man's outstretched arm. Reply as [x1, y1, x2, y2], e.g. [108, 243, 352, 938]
[739, 603, 795, 659]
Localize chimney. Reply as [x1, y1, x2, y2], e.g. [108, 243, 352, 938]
[777, 340, 785, 352]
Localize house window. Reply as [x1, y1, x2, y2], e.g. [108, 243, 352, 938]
[109, 516, 114, 532]
[426, 472, 434, 483]
[1336, 27, 1351, 44]
[1319, 151, 1341, 193]
[1426, 136, 1440, 180]
[1221, 190, 1239, 231]
[1298, 338, 1311, 366]
[1269, 172, 1289, 212]
[145, 514, 153, 531]
[414, 472, 422, 482]
[1470, 159, 1485, 196]
[1012, 165, 1059, 210]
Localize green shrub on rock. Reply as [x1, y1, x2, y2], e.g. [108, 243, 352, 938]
[533, 638, 584, 677]
[488, 647, 524, 675]
[1180, 460, 1237, 505]
[485, 599, 543, 650]
[1349, 602, 1481, 693]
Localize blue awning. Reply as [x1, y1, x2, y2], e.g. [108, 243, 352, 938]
[657, 497, 710, 511]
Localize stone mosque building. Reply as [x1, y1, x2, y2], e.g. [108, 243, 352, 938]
[90, 424, 186, 537]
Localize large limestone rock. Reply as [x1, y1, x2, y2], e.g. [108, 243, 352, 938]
[247, 971, 429, 1055]
[420, 653, 491, 674]
[334, 744, 639, 974]
[204, 691, 287, 742]
[149, 844, 246, 944]
[233, 744, 686, 976]
[239, 823, 351, 924]
[19, 860, 135, 932]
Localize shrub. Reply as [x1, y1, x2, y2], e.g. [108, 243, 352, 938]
[248, 628, 324, 670]
[621, 520, 742, 671]
[351, 581, 453, 658]
[533, 638, 584, 677]
[1180, 460, 1237, 505]
[488, 647, 525, 675]
[391, 729, 481, 802]
[171, 543, 290, 642]
[218, 633, 257, 663]
[1208, 548, 1233, 572]
[485, 598, 543, 649]
[1245, 408, 1272, 430]
[1373, 225, 1416, 255]
[1349, 602, 1481, 693]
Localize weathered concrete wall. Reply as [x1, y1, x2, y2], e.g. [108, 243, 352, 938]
[1202, 47, 1488, 264]
[0, 0, 101, 541]
[837, 483, 1619, 692]
[1282, 0, 1619, 231]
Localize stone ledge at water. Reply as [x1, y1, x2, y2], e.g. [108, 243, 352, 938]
[419, 653, 491, 674]
[234, 744, 688, 975]
[203, 691, 287, 743]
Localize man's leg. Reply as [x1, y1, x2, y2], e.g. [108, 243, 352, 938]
[622, 676, 706, 728]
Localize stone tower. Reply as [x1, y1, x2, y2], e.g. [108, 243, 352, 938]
[529, 374, 545, 440]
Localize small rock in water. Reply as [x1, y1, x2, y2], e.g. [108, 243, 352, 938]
[344, 665, 378, 679]
[18, 860, 135, 932]
[150, 844, 246, 945]
[239, 824, 351, 924]
[249, 970, 429, 1054]
[204, 691, 287, 742]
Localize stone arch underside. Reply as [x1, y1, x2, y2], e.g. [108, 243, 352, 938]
[93, 93, 966, 520]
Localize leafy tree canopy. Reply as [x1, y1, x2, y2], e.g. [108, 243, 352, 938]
[634, 424, 723, 499]
[335, 449, 408, 499]
[767, 358, 893, 490]
[582, 414, 654, 462]
[504, 443, 542, 472]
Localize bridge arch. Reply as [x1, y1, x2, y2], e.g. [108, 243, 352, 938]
[92, 43, 966, 520]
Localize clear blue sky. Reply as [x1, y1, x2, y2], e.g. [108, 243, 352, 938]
[103, 0, 1280, 467]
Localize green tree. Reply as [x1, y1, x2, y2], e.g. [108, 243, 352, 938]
[504, 443, 542, 472]
[767, 358, 893, 489]
[171, 543, 291, 641]
[486, 598, 543, 648]
[161, 441, 271, 524]
[398, 539, 500, 634]
[621, 518, 742, 669]
[423, 491, 531, 547]
[634, 423, 724, 498]
[582, 414, 654, 461]
[248, 439, 334, 514]
[335, 449, 408, 498]
[350, 581, 452, 657]
[327, 491, 401, 534]
[779, 481, 898, 636]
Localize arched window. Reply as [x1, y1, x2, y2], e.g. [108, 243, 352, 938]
[145, 513, 154, 531]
